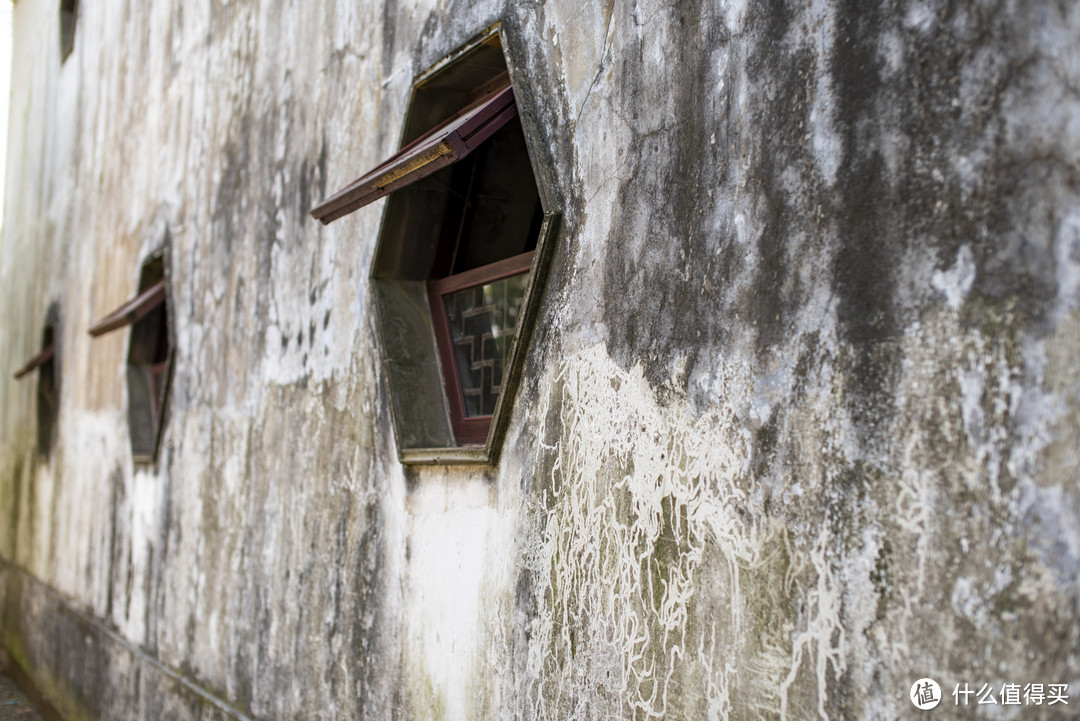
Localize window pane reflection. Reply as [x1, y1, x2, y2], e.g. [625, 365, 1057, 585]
[442, 272, 530, 417]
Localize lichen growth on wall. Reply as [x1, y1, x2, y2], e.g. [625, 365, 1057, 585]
[1, 0, 1079, 719]
[523, 320, 1078, 719]
[527, 346, 848, 720]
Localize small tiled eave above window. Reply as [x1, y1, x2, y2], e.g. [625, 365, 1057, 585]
[311, 28, 560, 465]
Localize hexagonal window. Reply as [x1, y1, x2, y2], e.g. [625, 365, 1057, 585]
[89, 253, 174, 463]
[313, 27, 559, 464]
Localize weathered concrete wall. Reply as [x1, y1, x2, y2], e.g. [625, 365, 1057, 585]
[1, 0, 1078, 720]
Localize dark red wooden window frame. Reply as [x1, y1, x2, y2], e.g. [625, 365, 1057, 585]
[310, 82, 518, 224]
[87, 279, 167, 337]
[428, 251, 534, 445]
[150, 359, 170, 418]
[13, 345, 55, 380]
[313, 71, 541, 449]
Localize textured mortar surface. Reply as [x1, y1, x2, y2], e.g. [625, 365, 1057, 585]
[1, 0, 1078, 720]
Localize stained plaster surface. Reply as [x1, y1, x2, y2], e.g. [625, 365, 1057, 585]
[0, 0, 1078, 720]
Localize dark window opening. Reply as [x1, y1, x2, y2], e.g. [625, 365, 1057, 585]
[126, 258, 172, 461]
[13, 322, 60, 456]
[37, 326, 58, 455]
[429, 116, 544, 277]
[60, 0, 78, 61]
[311, 28, 560, 461]
[88, 254, 173, 462]
[424, 113, 543, 444]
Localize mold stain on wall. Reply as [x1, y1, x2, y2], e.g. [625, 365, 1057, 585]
[1, 0, 1079, 719]
[524, 315, 1078, 720]
[527, 345, 848, 720]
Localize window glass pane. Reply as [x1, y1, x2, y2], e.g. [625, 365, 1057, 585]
[442, 271, 530, 417]
[448, 117, 542, 274]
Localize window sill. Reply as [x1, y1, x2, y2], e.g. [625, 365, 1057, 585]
[398, 446, 491, 465]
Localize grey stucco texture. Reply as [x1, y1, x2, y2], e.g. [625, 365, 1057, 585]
[1, 0, 1078, 720]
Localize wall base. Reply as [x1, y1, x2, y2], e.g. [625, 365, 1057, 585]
[0, 558, 250, 721]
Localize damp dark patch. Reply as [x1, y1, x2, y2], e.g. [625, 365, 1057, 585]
[212, 116, 253, 258]
[380, 0, 401, 84]
[745, 44, 816, 354]
[24, 461, 37, 559]
[748, 0, 793, 45]
[829, 1, 903, 442]
[791, 330, 822, 403]
[6, 457, 24, 556]
[962, 151, 1059, 333]
[326, 493, 352, 679]
[298, 157, 313, 223]
[600, 8, 735, 392]
[105, 466, 126, 623]
[832, 152, 902, 436]
[350, 499, 389, 719]
[753, 414, 780, 478]
[825, 663, 856, 721]
[871, 537, 894, 622]
[535, 376, 567, 500]
[515, 568, 536, 627]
